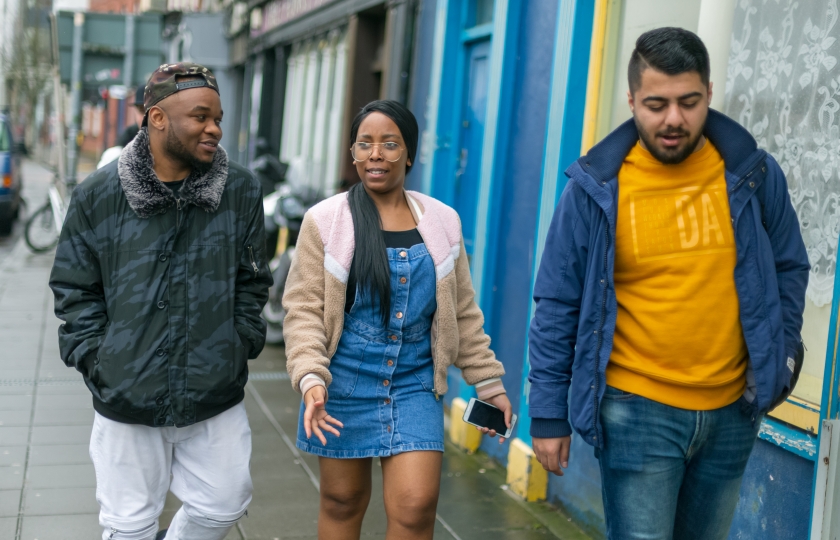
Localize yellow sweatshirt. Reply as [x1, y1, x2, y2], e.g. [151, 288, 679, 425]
[605, 140, 747, 410]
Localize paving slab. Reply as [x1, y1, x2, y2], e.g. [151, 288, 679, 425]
[0, 517, 17, 538]
[0, 466, 25, 490]
[0, 427, 30, 446]
[26, 464, 96, 489]
[0, 350, 41, 362]
[0, 489, 20, 517]
[30, 425, 91, 446]
[23, 487, 98, 515]
[0, 311, 42, 322]
[0, 447, 26, 466]
[0, 330, 43, 344]
[35, 384, 89, 396]
[36, 367, 73, 379]
[0, 395, 33, 410]
[0, 410, 33, 427]
[28, 444, 90, 466]
[32, 407, 93, 426]
[0, 358, 39, 370]
[34, 393, 92, 410]
[19, 513, 102, 539]
[0, 387, 36, 397]
[0, 321, 43, 333]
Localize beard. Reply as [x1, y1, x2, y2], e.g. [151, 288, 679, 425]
[635, 117, 705, 165]
[163, 124, 213, 176]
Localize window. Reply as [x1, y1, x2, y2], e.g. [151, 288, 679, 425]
[0, 124, 10, 152]
[473, 0, 494, 27]
[724, 0, 840, 432]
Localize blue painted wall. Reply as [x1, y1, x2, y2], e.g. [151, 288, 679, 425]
[729, 440, 813, 540]
[406, 0, 438, 192]
[547, 436, 606, 539]
[478, 0, 559, 463]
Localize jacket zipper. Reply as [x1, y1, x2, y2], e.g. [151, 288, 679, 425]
[592, 228, 610, 447]
[175, 197, 183, 230]
[728, 161, 765, 418]
[248, 245, 259, 276]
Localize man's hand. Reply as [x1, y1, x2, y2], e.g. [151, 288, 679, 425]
[477, 394, 513, 444]
[303, 385, 343, 445]
[533, 436, 572, 476]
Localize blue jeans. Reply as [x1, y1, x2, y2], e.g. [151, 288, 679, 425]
[597, 386, 761, 540]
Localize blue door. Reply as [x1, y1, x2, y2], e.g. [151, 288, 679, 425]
[455, 39, 491, 260]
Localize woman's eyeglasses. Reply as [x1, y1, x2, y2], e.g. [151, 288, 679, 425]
[351, 142, 403, 162]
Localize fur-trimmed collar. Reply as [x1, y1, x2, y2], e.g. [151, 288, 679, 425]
[117, 127, 229, 218]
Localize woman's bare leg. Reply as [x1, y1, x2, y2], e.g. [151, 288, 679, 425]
[381, 451, 443, 540]
[318, 457, 372, 540]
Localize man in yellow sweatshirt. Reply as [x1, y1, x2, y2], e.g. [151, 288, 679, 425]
[528, 28, 809, 540]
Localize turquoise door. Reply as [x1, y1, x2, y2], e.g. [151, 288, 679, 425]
[455, 39, 491, 259]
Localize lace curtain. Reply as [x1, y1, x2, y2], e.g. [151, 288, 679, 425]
[725, 0, 840, 306]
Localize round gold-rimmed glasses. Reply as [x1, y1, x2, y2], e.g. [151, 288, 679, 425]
[350, 142, 404, 162]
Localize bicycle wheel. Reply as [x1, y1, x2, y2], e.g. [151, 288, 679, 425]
[25, 202, 59, 253]
[262, 249, 293, 345]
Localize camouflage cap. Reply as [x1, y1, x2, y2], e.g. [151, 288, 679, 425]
[142, 62, 219, 125]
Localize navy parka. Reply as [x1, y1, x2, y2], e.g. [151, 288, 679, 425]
[527, 109, 810, 448]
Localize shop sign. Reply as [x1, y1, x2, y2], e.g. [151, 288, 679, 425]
[108, 85, 129, 100]
[252, 0, 333, 36]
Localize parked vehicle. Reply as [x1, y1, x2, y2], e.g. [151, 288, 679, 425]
[251, 138, 289, 201]
[262, 183, 324, 345]
[0, 112, 25, 235]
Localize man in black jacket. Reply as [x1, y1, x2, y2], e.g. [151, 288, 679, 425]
[50, 63, 273, 540]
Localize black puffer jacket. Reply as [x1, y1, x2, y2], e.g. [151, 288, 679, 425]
[50, 129, 273, 426]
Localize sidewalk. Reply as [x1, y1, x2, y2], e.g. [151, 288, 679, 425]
[0, 160, 592, 540]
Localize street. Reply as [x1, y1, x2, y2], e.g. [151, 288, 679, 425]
[0, 160, 591, 540]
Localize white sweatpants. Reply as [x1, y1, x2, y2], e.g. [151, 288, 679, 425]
[89, 402, 253, 540]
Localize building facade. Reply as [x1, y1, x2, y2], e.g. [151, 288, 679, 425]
[229, 0, 419, 191]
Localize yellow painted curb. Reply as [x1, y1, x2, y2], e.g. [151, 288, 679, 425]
[507, 438, 548, 502]
[449, 397, 482, 452]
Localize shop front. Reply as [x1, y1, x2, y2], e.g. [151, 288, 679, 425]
[230, 0, 418, 195]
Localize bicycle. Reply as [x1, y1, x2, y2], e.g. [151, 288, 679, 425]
[24, 170, 68, 253]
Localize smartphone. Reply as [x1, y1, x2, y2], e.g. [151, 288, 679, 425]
[463, 398, 517, 439]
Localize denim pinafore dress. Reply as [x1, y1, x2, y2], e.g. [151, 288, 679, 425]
[296, 235, 443, 458]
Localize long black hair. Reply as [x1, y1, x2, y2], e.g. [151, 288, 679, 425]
[348, 100, 419, 326]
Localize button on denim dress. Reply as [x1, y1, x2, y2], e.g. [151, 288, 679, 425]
[296, 241, 443, 458]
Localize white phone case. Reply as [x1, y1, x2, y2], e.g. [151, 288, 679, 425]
[462, 397, 517, 439]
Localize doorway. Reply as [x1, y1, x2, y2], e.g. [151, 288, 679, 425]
[454, 39, 490, 259]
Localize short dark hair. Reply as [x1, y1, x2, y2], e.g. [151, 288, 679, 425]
[628, 27, 710, 94]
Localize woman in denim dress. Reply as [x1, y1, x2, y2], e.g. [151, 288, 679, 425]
[283, 101, 511, 540]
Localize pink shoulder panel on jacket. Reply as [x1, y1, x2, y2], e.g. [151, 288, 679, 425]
[307, 191, 463, 283]
[308, 193, 355, 284]
[408, 191, 462, 281]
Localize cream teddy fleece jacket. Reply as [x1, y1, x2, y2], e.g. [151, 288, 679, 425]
[282, 190, 506, 401]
